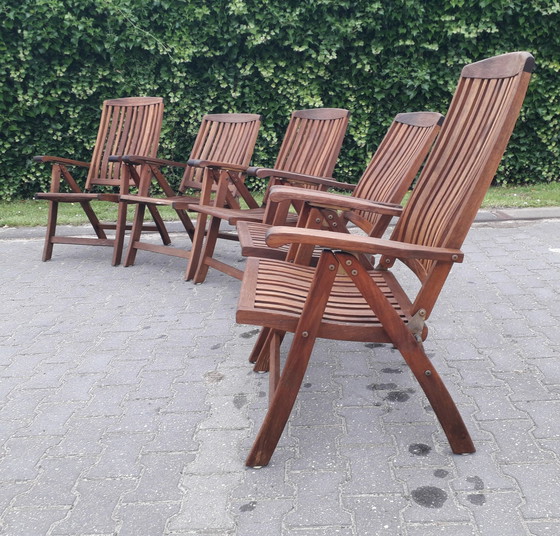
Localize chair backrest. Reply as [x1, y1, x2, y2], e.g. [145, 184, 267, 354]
[179, 113, 262, 192]
[348, 111, 443, 236]
[86, 97, 164, 190]
[273, 108, 350, 177]
[383, 52, 534, 314]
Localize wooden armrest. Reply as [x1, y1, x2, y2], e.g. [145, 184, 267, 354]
[269, 185, 403, 216]
[251, 167, 355, 190]
[108, 155, 189, 168]
[33, 156, 90, 168]
[187, 159, 249, 173]
[265, 227, 464, 262]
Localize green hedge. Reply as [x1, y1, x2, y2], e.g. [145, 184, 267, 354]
[1, 0, 559, 200]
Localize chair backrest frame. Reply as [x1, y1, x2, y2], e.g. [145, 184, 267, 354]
[178, 113, 262, 193]
[381, 52, 535, 316]
[86, 97, 164, 190]
[349, 111, 444, 236]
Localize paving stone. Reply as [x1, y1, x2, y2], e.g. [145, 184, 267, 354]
[284, 470, 352, 528]
[169, 473, 240, 532]
[115, 501, 182, 536]
[395, 466, 471, 524]
[12, 456, 90, 508]
[339, 443, 402, 495]
[457, 491, 526, 535]
[0, 506, 70, 536]
[124, 451, 194, 503]
[49, 478, 137, 535]
[86, 432, 153, 479]
[479, 419, 555, 464]
[501, 463, 560, 519]
[342, 495, 409, 535]
[287, 425, 346, 472]
[230, 497, 293, 535]
[14, 402, 83, 437]
[0, 435, 59, 482]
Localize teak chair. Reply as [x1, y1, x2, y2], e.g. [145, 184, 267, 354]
[236, 51, 535, 467]
[183, 108, 350, 282]
[237, 111, 444, 264]
[34, 97, 165, 266]
[116, 113, 262, 268]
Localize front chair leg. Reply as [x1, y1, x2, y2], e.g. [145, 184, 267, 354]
[246, 326, 318, 467]
[112, 200, 128, 266]
[124, 203, 146, 267]
[246, 251, 338, 467]
[42, 200, 58, 261]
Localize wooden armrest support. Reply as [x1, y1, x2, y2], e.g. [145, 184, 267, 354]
[251, 168, 355, 190]
[269, 186, 402, 216]
[187, 159, 249, 172]
[33, 156, 90, 168]
[108, 155, 188, 168]
[265, 226, 464, 262]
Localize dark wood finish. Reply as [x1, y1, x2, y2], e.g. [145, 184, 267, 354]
[34, 97, 165, 265]
[116, 114, 262, 268]
[236, 52, 535, 467]
[187, 108, 350, 282]
[237, 111, 443, 263]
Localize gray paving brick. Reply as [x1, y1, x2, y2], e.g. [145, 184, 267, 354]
[124, 451, 194, 503]
[115, 501, 182, 536]
[14, 402, 83, 437]
[12, 456, 90, 508]
[342, 495, 409, 535]
[231, 497, 293, 535]
[0, 436, 59, 482]
[0, 506, 70, 536]
[49, 478, 136, 535]
[169, 473, 240, 532]
[501, 463, 560, 519]
[86, 432, 152, 479]
[340, 443, 402, 495]
[284, 470, 352, 528]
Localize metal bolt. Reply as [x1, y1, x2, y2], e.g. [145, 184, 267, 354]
[302, 331, 309, 338]
[351, 269, 358, 276]
[327, 214, 334, 220]
[328, 264, 335, 271]
[345, 259, 352, 266]
[425, 370, 432, 376]
[452, 254, 458, 261]
[332, 222, 337, 227]
[315, 218, 321, 224]
[385, 258, 391, 264]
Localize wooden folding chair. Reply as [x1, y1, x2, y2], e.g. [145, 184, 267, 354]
[184, 108, 350, 282]
[236, 52, 535, 467]
[237, 111, 444, 263]
[34, 97, 165, 265]
[115, 113, 262, 268]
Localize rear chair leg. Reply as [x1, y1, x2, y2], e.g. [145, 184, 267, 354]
[397, 337, 475, 454]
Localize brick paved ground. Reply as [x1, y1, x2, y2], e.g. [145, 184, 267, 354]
[0, 215, 559, 535]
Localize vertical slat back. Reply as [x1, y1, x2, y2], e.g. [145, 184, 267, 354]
[388, 52, 534, 287]
[273, 108, 349, 179]
[350, 112, 443, 234]
[179, 114, 262, 192]
[86, 97, 164, 189]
